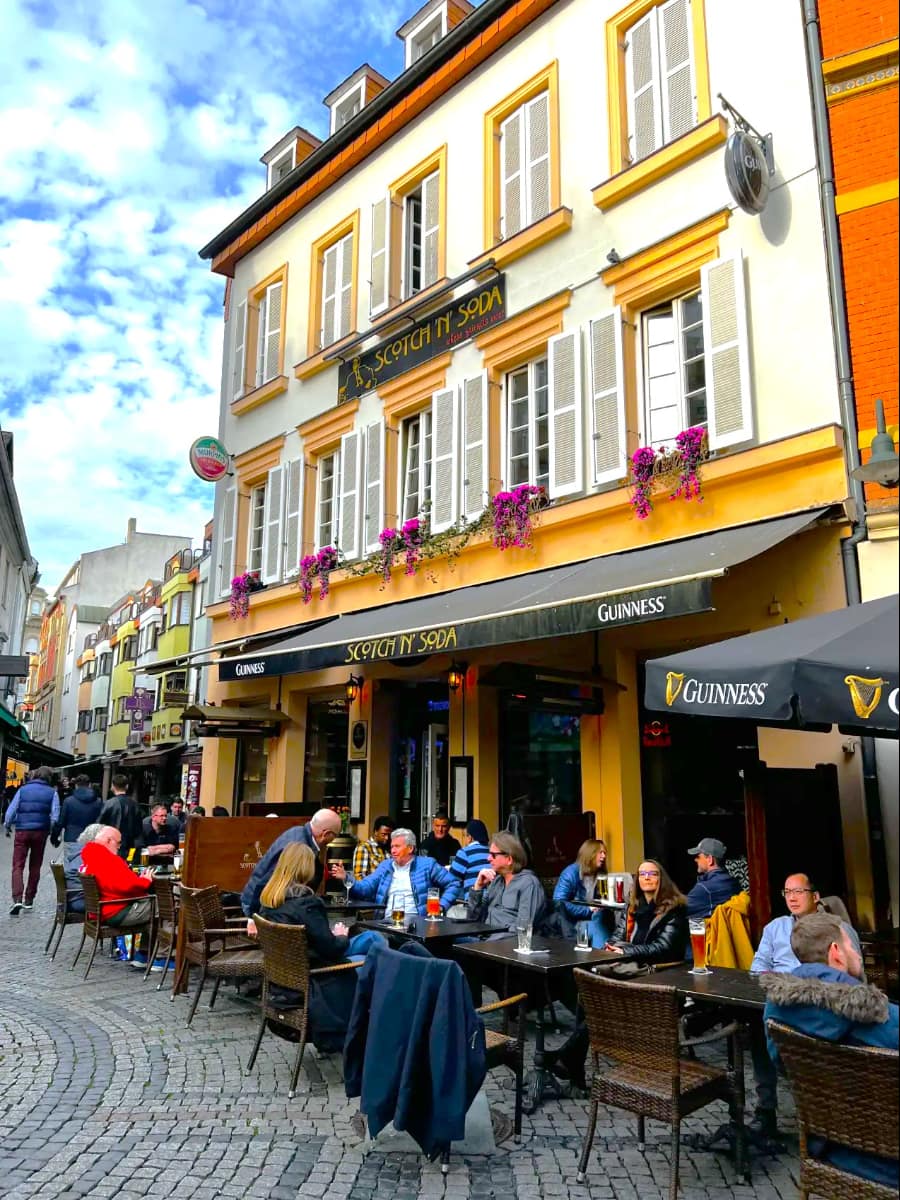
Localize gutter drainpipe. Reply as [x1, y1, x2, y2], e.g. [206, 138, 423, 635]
[803, 0, 891, 929]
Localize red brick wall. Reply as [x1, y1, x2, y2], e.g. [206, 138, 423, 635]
[819, 0, 898, 59]
[831, 87, 899, 194]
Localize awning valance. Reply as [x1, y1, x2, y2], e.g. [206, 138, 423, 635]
[2, 734, 75, 769]
[218, 509, 827, 681]
[181, 704, 291, 738]
[119, 742, 187, 768]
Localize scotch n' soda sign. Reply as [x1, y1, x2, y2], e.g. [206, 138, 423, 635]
[337, 275, 506, 403]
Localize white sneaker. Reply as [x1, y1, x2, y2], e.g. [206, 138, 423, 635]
[22, 903, 34, 912]
[9, 902, 22, 916]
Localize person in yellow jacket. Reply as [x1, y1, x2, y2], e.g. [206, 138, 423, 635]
[705, 890, 754, 969]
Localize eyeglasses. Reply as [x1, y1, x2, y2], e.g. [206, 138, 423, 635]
[638, 870, 660, 878]
[782, 887, 813, 897]
[487, 850, 508, 859]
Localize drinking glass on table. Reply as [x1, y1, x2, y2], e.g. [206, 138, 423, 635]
[426, 887, 441, 920]
[689, 918, 710, 974]
[343, 871, 354, 906]
[575, 923, 591, 951]
[516, 924, 533, 953]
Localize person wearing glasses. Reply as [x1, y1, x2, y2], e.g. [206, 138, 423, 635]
[605, 859, 689, 961]
[466, 832, 546, 932]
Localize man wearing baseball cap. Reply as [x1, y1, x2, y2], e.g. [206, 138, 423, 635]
[685, 837, 741, 919]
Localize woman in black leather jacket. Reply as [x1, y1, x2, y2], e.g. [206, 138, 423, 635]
[606, 858, 688, 963]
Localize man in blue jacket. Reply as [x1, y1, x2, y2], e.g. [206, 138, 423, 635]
[331, 828, 460, 917]
[761, 911, 899, 1188]
[685, 837, 741, 919]
[5, 767, 60, 914]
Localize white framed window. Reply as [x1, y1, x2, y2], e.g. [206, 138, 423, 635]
[320, 232, 354, 349]
[401, 411, 433, 522]
[94, 708, 108, 732]
[267, 145, 295, 188]
[624, 0, 696, 165]
[506, 358, 550, 491]
[641, 290, 706, 449]
[316, 451, 341, 551]
[247, 484, 266, 574]
[331, 82, 365, 133]
[402, 170, 440, 299]
[408, 11, 444, 64]
[499, 91, 551, 240]
[169, 591, 192, 626]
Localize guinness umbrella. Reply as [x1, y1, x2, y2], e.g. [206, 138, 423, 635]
[644, 594, 899, 737]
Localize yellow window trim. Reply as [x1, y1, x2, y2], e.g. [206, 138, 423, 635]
[231, 375, 289, 416]
[233, 434, 286, 488]
[483, 61, 561, 252]
[297, 399, 360, 458]
[307, 210, 360, 361]
[469, 206, 572, 271]
[294, 330, 359, 382]
[388, 145, 448, 305]
[836, 179, 899, 215]
[605, 0, 713, 183]
[475, 288, 571, 375]
[238, 263, 289, 399]
[827, 64, 899, 105]
[601, 208, 730, 311]
[594, 115, 727, 211]
[379, 353, 452, 424]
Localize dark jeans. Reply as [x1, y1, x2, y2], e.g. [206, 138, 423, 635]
[12, 830, 48, 903]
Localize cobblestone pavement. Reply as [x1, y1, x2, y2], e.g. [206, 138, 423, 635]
[0, 836, 802, 1199]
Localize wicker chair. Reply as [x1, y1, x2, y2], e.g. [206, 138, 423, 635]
[174, 886, 263, 1025]
[573, 969, 745, 1199]
[246, 917, 364, 1097]
[768, 1020, 899, 1200]
[474, 992, 528, 1144]
[72, 874, 156, 981]
[142, 876, 179, 986]
[45, 861, 84, 961]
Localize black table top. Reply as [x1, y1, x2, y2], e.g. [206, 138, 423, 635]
[360, 915, 496, 943]
[323, 899, 378, 912]
[625, 964, 767, 1010]
[454, 934, 620, 974]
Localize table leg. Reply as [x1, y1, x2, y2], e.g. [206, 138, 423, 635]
[522, 982, 563, 1114]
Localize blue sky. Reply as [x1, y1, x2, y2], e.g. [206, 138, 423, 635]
[0, 0, 420, 590]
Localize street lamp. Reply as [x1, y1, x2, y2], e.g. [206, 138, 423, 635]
[851, 400, 899, 489]
[345, 674, 363, 704]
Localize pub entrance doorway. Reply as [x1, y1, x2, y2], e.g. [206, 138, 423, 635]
[389, 682, 450, 841]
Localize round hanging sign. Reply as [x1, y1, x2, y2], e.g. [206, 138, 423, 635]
[189, 436, 230, 482]
[724, 130, 770, 215]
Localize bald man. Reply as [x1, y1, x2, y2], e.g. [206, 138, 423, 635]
[240, 808, 341, 920]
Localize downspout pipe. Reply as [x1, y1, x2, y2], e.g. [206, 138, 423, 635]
[802, 0, 891, 929]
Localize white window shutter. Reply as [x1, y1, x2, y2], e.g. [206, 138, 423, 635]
[659, 0, 695, 143]
[263, 281, 283, 382]
[526, 93, 551, 225]
[703, 253, 754, 450]
[500, 110, 523, 240]
[261, 466, 284, 583]
[254, 295, 267, 387]
[363, 419, 385, 553]
[461, 372, 488, 520]
[625, 11, 661, 163]
[339, 430, 362, 560]
[218, 485, 237, 596]
[232, 300, 247, 401]
[321, 244, 338, 349]
[283, 459, 304, 578]
[370, 195, 390, 316]
[548, 330, 583, 498]
[430, 387, 459, 533]
[589, 308, 628, 485]
[421, 170, 441, 288]
[339, 232, 354, 341]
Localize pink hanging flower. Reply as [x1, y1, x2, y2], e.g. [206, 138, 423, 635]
[316, 546, 338, 599]
[401, 518, 424, 576]
[229, 572, 260, 620]
[492, 484, 544, 550]
[669, 426, 706, 503]
[379, 528, 400, 584]
[299, 555, 317, 604]
[629, 446, 657, 520]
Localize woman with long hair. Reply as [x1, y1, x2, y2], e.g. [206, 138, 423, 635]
[606, 858, 688, 962]
[552, 838, 626, 945]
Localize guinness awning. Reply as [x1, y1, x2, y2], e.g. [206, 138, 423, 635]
[181, 704, 292, 738]
[218, 509, 827, 681]
[644, 593, 899, 737]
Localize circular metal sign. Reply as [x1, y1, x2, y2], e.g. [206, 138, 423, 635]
[189, 435, 230, 482]
[724, 130, 770, 215]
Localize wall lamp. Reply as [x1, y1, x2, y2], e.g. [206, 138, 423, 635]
[447, 662, 467, 692]
[851, 399, 899, 489]
[345, 674, 363, 704]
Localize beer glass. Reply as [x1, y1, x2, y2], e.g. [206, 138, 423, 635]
[575, 923, 591, 950]
[516, 924, 533, 953]
[426, 888, 441, 920]
[391, 903, 406, 927]
[140, 848, 150, 868]
[597, 875, 608, 903]
[689, 918, 710, 974]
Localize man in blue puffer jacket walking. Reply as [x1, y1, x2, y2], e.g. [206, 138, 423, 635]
[5, 766, 60, 915]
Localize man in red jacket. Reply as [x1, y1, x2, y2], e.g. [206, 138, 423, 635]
[81, 826, 155, 926]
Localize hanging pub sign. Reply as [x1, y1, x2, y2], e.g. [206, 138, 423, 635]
[189, 435, 231, 482]
[337, 274, 506, 404]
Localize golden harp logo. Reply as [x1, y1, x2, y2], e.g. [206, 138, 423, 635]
[665, 672, 686, 705]
[844, 675, 886, 720]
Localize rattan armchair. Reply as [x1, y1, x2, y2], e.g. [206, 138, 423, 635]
[476, 992, 529, 1143]
[142, 876, 179, 986]
[73, 874, 156, 980]
[573, 968, 745, 1199]
[246, 916, 363, 1097]
[45, 861, 84, 960]
[174, 886, 263, 1025]
[768, 1019, 899, 1200]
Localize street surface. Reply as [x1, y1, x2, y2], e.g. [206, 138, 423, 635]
[0, 835, 802, 1199]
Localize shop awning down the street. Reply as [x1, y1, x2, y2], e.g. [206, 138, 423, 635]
[644, 593, 899, 737]
[217, 509, 827, 681]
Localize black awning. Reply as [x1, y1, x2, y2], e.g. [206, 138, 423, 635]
[644, 593, 899, 737]
[119, 742, 187, 768]
[181, 704, 291, 738]
[2, 735, 75, 769]
[218, 509, 826, 681]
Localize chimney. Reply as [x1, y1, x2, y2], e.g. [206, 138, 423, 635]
[126, 517, 137, 542]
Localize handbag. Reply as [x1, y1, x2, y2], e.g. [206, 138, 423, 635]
[591, 960, 652, 978]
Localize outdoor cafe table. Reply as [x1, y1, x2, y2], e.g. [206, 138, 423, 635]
[453, 934, 620, 1112]
[358, 914, 496, 952]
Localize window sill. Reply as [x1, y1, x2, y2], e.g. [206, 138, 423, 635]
[294, 331, 360, 382]
[231, 375, 289, 415]
[469, 206, 573, 271]
[592, 116, 728, 212]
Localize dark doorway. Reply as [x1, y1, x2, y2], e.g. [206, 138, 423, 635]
[499, 696, 583, 826]
[389, 682, 450, 839]
[303, 696, 349, 814]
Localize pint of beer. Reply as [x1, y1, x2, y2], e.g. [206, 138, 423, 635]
[426, 888, 441, 919]
[689, 918, 710, 975]
[140, 848, 150, 868]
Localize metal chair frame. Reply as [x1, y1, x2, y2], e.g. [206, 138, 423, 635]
[72, 874, 156, 981]
[173, 886, 262, 1024]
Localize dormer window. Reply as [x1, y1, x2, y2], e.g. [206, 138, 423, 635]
[409, 11, 444, 63]
[332, 83, 364, 133]
[260, 127, 321, 192]
[324, 65, 390, 136]
[268, 146, 295, 188]
[397, 0, 472, 69]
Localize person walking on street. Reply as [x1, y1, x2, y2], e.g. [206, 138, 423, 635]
[98, 774, 142, 860]
[5, 766, 60, 915]
[51, 774, 102, 863]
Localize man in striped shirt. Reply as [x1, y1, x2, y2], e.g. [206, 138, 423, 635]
[352, 816, 393, 880]
[448, 820, 491, 892]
